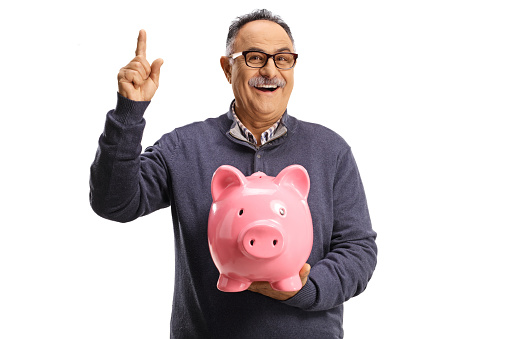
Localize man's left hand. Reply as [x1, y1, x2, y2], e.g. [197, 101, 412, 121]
[248, 263, 311, 301]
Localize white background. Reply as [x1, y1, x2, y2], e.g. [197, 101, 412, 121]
[1, 1, 508, 338]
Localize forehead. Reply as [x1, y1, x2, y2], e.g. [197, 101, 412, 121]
[234, 20, 294, 53]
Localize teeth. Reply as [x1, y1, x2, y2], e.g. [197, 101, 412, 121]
[257, 84, 278, 89]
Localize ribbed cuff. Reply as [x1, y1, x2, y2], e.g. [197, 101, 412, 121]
[111, 92, 151, 125]
[281, 278, 317, 310]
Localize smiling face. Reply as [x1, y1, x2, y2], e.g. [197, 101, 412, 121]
[220, 20, 296, 132]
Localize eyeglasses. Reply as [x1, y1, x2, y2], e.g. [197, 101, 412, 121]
[230, 51, 298, 70]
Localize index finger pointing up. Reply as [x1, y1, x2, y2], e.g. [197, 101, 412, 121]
[135, 29, 147, 58]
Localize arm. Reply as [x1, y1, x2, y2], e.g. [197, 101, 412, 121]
[251, 148, 377, 310]
[89, 94, 172, 222]
[89, 30, 169, 222]
[283, 148, 377, 311]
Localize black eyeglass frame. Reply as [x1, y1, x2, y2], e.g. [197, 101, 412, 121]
[230, 51, 299, 70]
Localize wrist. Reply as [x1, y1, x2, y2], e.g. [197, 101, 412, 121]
[112, 92, 150, 125]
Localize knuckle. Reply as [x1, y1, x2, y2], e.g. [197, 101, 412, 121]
[132, 56, 146, 66]
[128, 61, 147, 77]
[121, 69, 136, 82]
[134, 56, 151, 72]
[118, 68, 129, 80]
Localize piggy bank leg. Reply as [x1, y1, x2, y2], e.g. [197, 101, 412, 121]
[270, 275, 302, 291]
[217, 274, 251, 292]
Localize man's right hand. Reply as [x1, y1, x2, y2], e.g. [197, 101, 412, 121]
[117, 29, 164, 101]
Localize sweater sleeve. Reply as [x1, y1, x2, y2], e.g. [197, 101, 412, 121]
[89, 93, 172, 223]
[283, 148, 377, 311]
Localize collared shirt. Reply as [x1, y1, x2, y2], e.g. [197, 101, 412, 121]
[231, 101, 281, 146]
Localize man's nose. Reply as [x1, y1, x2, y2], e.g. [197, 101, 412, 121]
[259, 57, 278, 78]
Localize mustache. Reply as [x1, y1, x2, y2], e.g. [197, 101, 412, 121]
[248, 76, 286, 88]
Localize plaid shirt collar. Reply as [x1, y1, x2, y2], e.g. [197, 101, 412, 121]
[231, 100, 281, 146]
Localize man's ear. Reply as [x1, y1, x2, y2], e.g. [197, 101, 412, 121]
[220, 56, 232, 84]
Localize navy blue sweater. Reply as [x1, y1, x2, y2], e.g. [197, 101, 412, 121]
[90, 94, 377, 338]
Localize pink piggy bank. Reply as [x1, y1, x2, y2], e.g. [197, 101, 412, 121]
[208, 164, 313, 292]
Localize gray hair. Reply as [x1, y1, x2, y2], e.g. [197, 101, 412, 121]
[225, 9, 295, 59]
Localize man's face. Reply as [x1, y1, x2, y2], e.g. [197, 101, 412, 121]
[222, 20, 295, 124]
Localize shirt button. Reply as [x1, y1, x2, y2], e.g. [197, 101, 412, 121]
[257, 154, 261, 159]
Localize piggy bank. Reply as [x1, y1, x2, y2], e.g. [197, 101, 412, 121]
[208, 164, 313, 292]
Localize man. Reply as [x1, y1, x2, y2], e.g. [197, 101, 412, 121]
[90, 9, 377, 339]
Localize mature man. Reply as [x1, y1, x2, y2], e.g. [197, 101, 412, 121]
[90, 9, 377, 339]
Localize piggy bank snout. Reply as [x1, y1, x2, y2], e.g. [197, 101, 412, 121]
[239, 225, 285, 259]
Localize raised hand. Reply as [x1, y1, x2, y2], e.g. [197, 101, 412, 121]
[118, 29, 164, 101]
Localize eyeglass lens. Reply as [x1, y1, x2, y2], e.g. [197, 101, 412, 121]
[245, 52, 295, 69]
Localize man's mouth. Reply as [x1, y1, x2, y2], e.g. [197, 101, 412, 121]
[248, 76, 286, 93]
[254, 84, 279, 92]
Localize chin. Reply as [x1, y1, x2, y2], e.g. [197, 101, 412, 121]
[251, 102, 280, 116]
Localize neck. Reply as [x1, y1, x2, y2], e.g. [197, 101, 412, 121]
[234, 104, 283, 144]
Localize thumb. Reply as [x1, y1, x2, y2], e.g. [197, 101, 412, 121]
[150, 58, 164, 84]
[300, 263, 311, 284]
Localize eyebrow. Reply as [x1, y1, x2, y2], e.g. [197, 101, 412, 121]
[245, 47, 292, 53]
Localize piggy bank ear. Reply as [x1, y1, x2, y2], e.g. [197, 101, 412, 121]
[211, 165, 247, 202]
[273, 165, 310, 200]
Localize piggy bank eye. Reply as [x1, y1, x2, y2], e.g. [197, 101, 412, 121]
[279, 208, 285, 216]
[239, 209, 244, 216]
